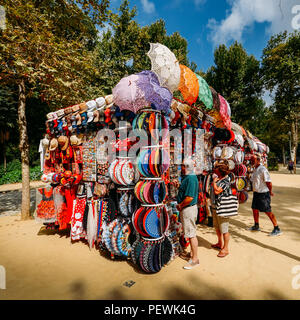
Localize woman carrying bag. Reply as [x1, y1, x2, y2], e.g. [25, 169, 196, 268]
[211, 160, 238, 258]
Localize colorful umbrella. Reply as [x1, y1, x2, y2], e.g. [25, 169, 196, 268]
[147, 43, 180, 93]
[137, 71, 172, 113]
[178, 65, 199, 105]
[195, 74, 213, 110]
[112, 74, 150, 113]
[218, 94, 232, 130]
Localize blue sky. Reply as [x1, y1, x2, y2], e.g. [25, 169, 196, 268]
[106, 0, 300, 105]
[108, 0, 299, 72]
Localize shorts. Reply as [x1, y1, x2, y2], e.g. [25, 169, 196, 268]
[212, 207, 229, 234]
[251, 192, 271, 212]
[180, 205, 198, 238]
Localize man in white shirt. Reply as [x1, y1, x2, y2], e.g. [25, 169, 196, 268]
[249, 155, 281, 236]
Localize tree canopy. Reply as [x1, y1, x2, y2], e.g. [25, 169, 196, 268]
[205, 41, 264, 129]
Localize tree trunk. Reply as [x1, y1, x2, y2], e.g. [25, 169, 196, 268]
[17, 79, 31, 220]
[3, 140, 6, 170]
[291, 118, 298, 174]
[282, 145, 286, 166]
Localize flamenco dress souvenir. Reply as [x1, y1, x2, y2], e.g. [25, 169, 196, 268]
[36, 187, 56, 222]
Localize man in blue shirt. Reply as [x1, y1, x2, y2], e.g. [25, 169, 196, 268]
[177, 158, 199, 270]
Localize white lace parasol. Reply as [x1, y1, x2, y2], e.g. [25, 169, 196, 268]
[147, 43, 180, 93]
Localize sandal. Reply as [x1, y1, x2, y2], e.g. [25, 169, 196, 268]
[217, 251, 229, 258]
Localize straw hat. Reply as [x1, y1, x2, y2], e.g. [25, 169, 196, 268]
[41, 137, 50, 148]
[58, 136, 69, 151]
[70, 134, 83, 146]
[79, 102, 88, 114]
[49, 138, 58, 151]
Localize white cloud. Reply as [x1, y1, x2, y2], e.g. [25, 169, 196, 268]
[141, 0, 155, 14]
[207, 0, 299, 47]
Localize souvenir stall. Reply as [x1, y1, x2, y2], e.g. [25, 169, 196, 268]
[35, 42, 269, 273]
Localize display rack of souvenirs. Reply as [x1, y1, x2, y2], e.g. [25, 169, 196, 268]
[35, 42, 270, 273]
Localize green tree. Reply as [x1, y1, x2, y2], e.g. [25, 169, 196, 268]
[94, 1, 196, 91]
[261, 31, 300, 173]
[205, 41, 264, 128]
[0, 0, 110, 219]
[0, 85, 17, 169]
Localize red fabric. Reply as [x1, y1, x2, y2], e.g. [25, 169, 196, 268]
[64, 186, 76, 226]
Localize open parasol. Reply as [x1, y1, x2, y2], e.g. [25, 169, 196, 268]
[147, 43, 181, 93]
[218, 94, 232, 130]
[137, 70, 172, 113]
[178, 65, 199, 105]
[112, 74, 150, 113]
[195, 74, 213, 110]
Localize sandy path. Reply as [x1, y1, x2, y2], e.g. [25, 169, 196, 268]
[0, 173, 300, 300]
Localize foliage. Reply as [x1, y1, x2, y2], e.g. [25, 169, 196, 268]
[267, 152, 279, 171]
[0, 0, 111, 106]
[205, 41, 264, 127]
[261, 31, 300, 164]
[93, 0, 197, 94]
[0, 159, 41, 184]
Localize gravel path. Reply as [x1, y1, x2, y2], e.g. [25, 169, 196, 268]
[0, 189, 37, 216]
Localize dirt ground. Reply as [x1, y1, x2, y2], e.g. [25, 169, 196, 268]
[0, 172, 300, 300]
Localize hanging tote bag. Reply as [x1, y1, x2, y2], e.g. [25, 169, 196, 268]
[216, 193, 238, 217]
